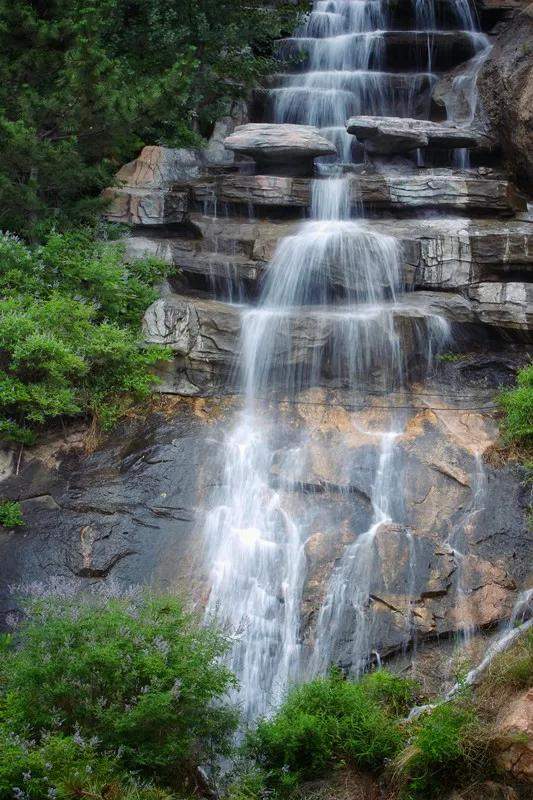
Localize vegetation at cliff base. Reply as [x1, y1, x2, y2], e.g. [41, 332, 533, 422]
[1, 592, 531, 800]
[0, 592, 238, 799]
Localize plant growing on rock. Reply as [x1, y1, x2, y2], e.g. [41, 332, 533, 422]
[245, 669, 407, 796]
[0, 231, 171, 442]
[499, 364, 533, 447]
[0, 500, 23, 528]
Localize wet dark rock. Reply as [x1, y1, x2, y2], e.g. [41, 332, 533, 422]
[478, 5, 533, 190]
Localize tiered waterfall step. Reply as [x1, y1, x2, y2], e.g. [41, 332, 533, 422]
[277, 31, 486, 71]
[192, 171, 525, 215]
[346, 115, 494, 154]
[142, 287, 532, 386]
[126, 215, 533, 293]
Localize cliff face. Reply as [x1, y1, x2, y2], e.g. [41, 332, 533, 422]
[1, 0, 532, 702]
[478, 4, 533, 191]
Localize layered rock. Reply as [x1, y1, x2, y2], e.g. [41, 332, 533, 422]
[223, 123, 336, 175]
[346, 116, 490, 154]
[192, 172, 525, 215]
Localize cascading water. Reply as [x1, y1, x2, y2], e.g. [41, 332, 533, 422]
[203, 0, 493, 723]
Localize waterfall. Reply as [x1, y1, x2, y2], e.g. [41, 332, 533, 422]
[203, 0, 493, 722]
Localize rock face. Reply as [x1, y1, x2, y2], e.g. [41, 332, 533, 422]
[478, 5, 533, 190]
[223, 123, 336, 175]
[346, 116, 489, 154]
[192, 172, 525, 215]
[103, 145, 201, 226]
[495, 688, 533, 782]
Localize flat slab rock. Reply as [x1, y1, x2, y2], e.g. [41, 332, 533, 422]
[192, 171, 525, 215]
[346, 115, 490, 154]
[223, 123, 336, 163]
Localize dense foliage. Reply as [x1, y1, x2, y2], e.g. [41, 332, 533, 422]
[499, 363, 533, 446]
[0, 592, 238, 799]
[245, 670, 413, 796]
[0, 230, 171, 443]
[0, 0, 308, 238]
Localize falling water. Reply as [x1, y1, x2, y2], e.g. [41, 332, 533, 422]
[203, 0, 495, 722]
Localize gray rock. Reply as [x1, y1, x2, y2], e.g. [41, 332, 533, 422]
[346, 115, 490, 154]
[192, 172, 525, 215]
[102, 187, 189, 226]
[103, 145, 200, 226]
[224, 123, 336, 159]
[468, 281, 533, 330]
[223, 123, 336, 175]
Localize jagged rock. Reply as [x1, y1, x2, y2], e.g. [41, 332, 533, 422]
[346, 116, 489, 154]
[495, 688, 533, 782]
[478, 5, 533, 190]
[103, 187, 189, 226]
[223, 123, 336, 175]
[114, 145, 202, 188]
[103, 145, 200, 226]
[468, 282, 533, 330]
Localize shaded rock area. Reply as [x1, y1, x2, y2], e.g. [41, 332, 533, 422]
[478, 4, 533, 190]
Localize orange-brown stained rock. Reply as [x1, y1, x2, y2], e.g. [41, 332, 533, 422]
[495, 688, 533, 782]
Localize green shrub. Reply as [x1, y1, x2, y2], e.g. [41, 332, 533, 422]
[499, 364, 533, 445]
[0, 593, 238, 794]
[246, 670, 406, 796]
[393, 702, 487, 799]
[0, 500, 23, 528]
[0, 231, 171, 442]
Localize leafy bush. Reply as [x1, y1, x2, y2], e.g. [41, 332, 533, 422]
[0, 500, 23, 528]
[0, 231, 171, 442]
[499, 364, 533, 445]
[0, 593, 238, 797]
[246, 670, 406, 796]
[392, 702, 487, 799]
[0, 0, 308, 238]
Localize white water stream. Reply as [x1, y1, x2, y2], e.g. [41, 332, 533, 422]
[203, 0, 504, 722]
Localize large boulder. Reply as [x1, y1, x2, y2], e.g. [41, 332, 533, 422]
[103, 145, 200, 226]
[478, 5, 533, 191]
[223, 123, 336, 175]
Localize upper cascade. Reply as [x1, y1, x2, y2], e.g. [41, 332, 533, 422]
[266, 0, 489, 163]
